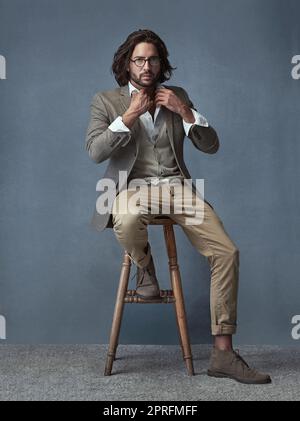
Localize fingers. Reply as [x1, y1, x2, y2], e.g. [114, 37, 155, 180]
[131, 88, 155, 109]
[131, 88, 147, 100]
[155, 92, 167, 102]
[155, 90, 166, 105]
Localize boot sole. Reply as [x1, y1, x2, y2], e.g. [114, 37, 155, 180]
[207, 370, 272, 385]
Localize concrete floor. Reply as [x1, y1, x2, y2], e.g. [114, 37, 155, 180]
[0, 344, 299, 401]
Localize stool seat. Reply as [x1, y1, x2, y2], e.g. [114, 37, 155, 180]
[104, 214, 194, 376]
[150, 215, 177, 225]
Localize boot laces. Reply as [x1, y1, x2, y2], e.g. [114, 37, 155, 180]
[232, 349, 250, 369]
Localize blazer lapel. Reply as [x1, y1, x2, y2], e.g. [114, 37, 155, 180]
[119, 85, 142, 152]
[164, 106, 175, 149]
[119, 84, 131, 110]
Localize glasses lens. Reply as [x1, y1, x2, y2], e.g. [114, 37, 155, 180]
[135, 59, 145, 67]
[149, 57, 160, 66]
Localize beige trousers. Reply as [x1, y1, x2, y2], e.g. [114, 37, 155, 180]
[112, 180, 239, 336]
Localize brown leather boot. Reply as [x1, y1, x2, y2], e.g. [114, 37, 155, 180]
[207, 348, 272, 384]
[135, 245, 160, 300]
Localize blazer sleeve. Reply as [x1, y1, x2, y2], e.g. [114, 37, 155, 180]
[85, 93, 132, 163]
[180, 88, 220, 154]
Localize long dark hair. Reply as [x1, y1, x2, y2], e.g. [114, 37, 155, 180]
[111, 29, 177, 86]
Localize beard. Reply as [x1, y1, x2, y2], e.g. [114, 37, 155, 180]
[129, 71, 160, 88]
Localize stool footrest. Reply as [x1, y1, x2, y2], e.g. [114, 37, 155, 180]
[125, 289, 175, 303]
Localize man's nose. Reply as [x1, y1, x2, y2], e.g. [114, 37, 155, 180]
[143, 61, 151, 70]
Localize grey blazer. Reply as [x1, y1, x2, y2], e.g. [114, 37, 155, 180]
[85, 84, 219, 232]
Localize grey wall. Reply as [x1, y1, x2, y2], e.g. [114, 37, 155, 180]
[0, 0, 299, 345]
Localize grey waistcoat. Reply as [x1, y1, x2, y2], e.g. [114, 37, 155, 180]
[127, 110, 183, 184]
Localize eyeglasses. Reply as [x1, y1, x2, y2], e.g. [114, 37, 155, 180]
[129, 56, 161, 67]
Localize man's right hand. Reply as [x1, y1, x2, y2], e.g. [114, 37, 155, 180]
[129, 88, 154, 116]
[122, 89, 153, 129]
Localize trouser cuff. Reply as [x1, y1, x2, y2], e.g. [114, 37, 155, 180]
[211, 324, 237, 336]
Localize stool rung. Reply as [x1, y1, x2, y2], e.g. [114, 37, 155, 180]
[125, 289, 175, 304]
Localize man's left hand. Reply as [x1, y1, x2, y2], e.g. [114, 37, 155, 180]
[155, 88, 195, 123]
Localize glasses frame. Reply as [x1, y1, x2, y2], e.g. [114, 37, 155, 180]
[129, 56, 161, 68]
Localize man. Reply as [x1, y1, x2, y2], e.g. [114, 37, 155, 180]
[85, 29, 271, 384]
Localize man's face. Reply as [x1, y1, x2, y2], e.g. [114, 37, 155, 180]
[127, 42, 161, 89]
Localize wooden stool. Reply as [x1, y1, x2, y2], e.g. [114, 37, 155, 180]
[104, 216, 195, 376]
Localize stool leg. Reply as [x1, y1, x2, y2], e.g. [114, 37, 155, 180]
[164, 224, 195, 376]
[173, 306, 185, 360]
[104, 251, 131, 376]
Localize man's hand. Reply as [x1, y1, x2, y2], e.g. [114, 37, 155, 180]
[155, 87, 195, 123]
[129, 88, 154, 116]
[122, 88, 154, 128]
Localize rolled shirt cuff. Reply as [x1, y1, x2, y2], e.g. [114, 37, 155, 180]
[183, 108, 209, 137]
[108, 116, 131, 147]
